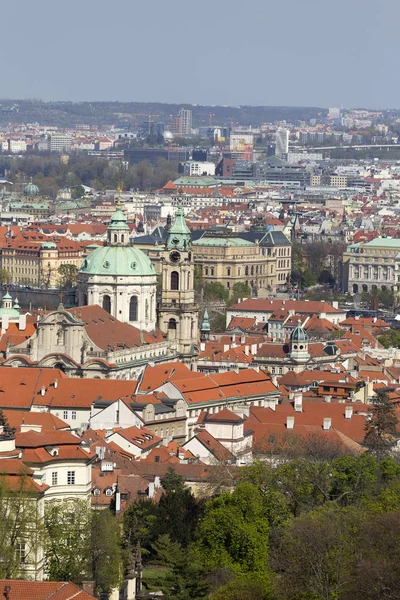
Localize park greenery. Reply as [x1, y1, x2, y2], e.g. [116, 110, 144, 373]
[0, 154, 180, 198]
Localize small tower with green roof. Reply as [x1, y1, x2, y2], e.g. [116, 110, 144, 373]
[158, 200, 199, 360]
[200, 309, 211, 341]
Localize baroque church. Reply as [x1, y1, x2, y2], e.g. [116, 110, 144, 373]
[2, 201, 199, 378]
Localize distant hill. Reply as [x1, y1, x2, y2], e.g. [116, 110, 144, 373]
[0, 100, 327, 128]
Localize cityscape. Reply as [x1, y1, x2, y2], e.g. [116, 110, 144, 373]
[2, 0, 400, 599]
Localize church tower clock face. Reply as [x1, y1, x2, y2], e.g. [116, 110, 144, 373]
[169, 250, 181, 264]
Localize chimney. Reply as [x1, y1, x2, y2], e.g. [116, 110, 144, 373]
[323, 417, 332, 430]
[18, 313, 26, 331]
[251, 343, 257, 354]
[82, 582, 95, 596]
[244, 345, 249, 356]
[232, 334, 236, 344]
[2, 314, 9, 332]
[253, 364, 260, 373]
[115, 490, 121, 512]
[54, 378, 59, 389]
[325, 395, 332, 403]
[286, 416, 295, 429]
[148, 481, 155, 499]
[40, 386, 46, 396]
[294, 392, 303, 412]
[200, 342, 205, 351]
[345, 406, 353, 419]
[223, 344, 230, 352]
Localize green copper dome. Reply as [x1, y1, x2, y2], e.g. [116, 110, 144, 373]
[24, 180, 40, 197]
[79, 245, 155, 277]
[108, 203, 130, 231]
[290, 320, 308, 342]
[0, 292, 20, 319]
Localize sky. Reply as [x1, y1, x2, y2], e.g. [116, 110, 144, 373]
[1, 0, 397, 108]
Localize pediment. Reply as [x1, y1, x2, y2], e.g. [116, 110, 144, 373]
[39, 310, 85, 326]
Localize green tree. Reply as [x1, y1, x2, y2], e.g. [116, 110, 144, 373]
[71, 184, 85, 199]
[163, 546, 209, 600]
[197, 483, 270, 578]
[301, 268, 317, 288]
[277, 506, 357, 600]
[228, 282, 252, 306]
[158, 469, 201, 547]
[0, 269, 11, 285]
[57, 264, 78, 288]
[378, 329, 400, 349]
[123, 498, 159, 560]
[44, 500, 91, 584]
[91, 510, 122, 597]
[203, 282, 230, 303]
[0, 473, 44, 578]
[364, 389, 399, 458]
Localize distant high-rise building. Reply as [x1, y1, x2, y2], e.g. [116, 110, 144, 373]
[179, 109, 192, 135]
[167, 109, 192, 136]
[48, 134, 72, 153]
[275, 128, 289, 159]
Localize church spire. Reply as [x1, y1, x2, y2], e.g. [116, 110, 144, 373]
[166, 199, 191, 250]
[200, 309, 211, 341]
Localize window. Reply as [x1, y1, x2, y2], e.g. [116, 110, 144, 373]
[52, 472, 58, 486]
[102, 295, 111, 313]
[63, 410, 68, 420]
[227, 267, 231, 276]
[71, 411, 76, 420]
[67, 471, 76, 485]
[168, 318, 177, 330]
[171, 271, 179, 290]
[16, 542, 26, 565]
[129, 296, 138, 321]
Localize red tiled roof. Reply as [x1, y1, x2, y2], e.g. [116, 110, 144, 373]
[230, 298, 344, 314]
[0, 580, 96, 599]
[67, 305, 164, 350]
[192, 429, 235, 462]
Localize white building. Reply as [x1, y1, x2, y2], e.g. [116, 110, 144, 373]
[184, 161, 216, 176]
[48, 134, 72, 153]
[77, 202, 158, 330]
[275, 128, 289, 159]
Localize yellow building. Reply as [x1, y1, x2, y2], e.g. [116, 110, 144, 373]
[191, 231, 291, 292]
[0, 237, 84, 287]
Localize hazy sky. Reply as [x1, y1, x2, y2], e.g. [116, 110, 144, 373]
[1, 0, 397, 108]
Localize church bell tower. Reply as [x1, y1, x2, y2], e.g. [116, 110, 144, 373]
[158, 200, 199, 359]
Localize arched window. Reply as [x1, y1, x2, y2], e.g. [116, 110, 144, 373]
[168, 318, 177, 330]
[245, 266, 249, 276]
[171, 271, 179, 290]
[129, 296, 138, 321]
[113, 234, 117, 243]
[121, 235, 124, 244]
[103, 295, 111, 313]
[251, 266, 254, 275]
[187, 272, 190, 288]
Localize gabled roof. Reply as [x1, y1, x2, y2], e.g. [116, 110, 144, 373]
[138, 361, 198, 392]
[205, 408, 244, 423]
[189, 429, 235, 463]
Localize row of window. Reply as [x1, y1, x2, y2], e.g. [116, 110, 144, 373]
[63, 410, 77, 420]
[51, 471, 75, 485]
